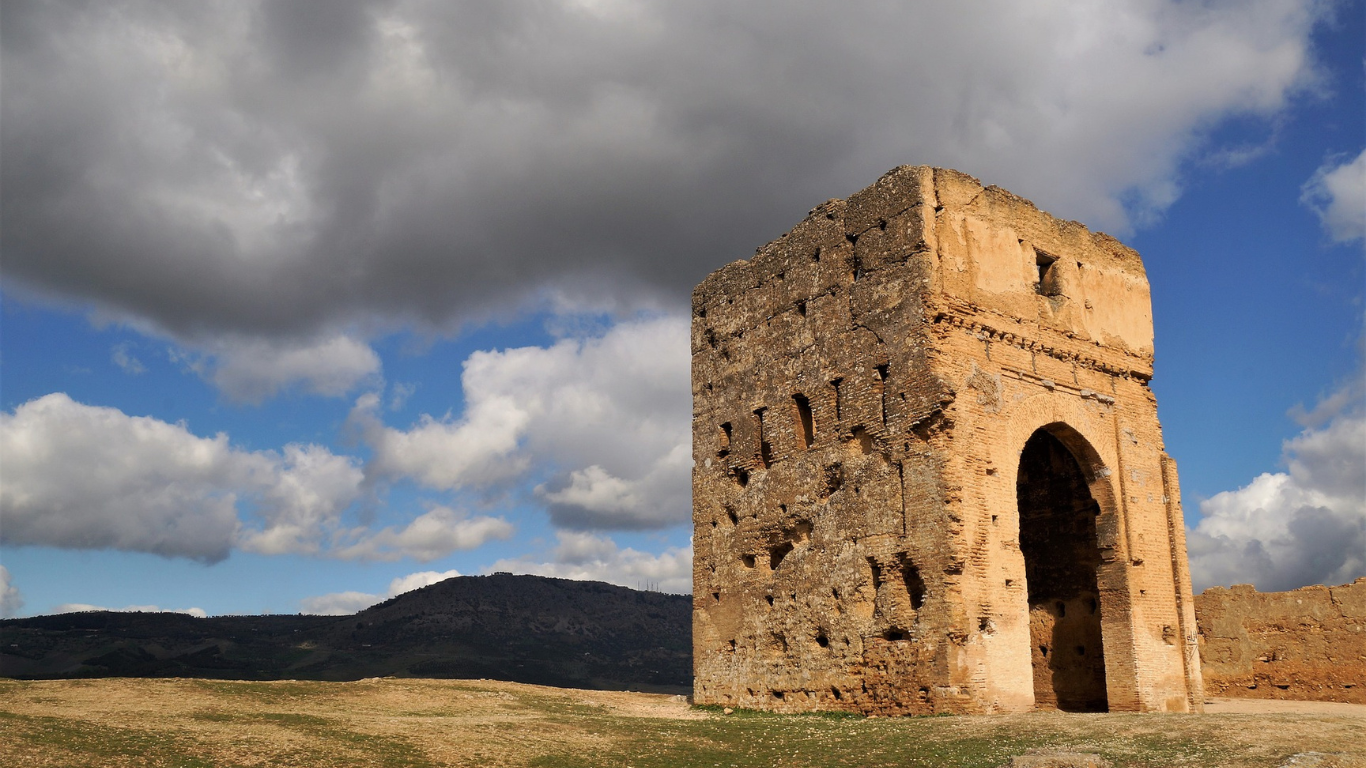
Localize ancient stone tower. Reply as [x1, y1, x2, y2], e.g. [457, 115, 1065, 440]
[691, 166, 1204, 715]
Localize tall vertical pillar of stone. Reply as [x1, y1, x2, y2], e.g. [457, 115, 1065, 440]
[691, 166, 1203, 715]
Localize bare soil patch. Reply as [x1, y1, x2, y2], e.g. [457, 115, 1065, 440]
[1204, 697, 1366, 717]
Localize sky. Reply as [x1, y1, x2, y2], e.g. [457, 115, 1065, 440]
[1, 0, 1363, 619]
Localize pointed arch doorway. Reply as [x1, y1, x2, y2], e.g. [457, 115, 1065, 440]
[1016, 427, 1109, 712]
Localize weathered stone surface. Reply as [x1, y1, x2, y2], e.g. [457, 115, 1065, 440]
[1196, 579, 1366, 704]
[692, 166, 1203, 715]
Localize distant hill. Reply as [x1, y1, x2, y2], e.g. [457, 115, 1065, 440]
[0, 574, 692, 694]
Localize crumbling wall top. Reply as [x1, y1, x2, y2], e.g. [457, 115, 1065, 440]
[694, 165, 1155, 362]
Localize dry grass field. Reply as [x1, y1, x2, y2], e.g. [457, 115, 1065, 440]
[1, 677, 1362, 767]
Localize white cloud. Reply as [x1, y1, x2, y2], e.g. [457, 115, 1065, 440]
[300, 568, 461, 615]
[200, 333, 382, 404]
[0, 393, 518, 564]
[388, 382, 416, 411]
[0, 393, 362, 562]
[0, 566, 24, 618]
[52, 603, 207, 618]
[297, 591, 380, 616]
[386, 568, 462, 595]
[1301, 149, 1366, 243]
[488, 531, 692, 594]
[538, 443, 692, 529]
[235, 444, 373, 557]
[1189, 381, 1366, 592]
[349, 389, 530, 491]
[354, 315, 692, 529]
[329, 506, 514, 562]
[2, 393, 251, 562]
[111, 342, 146, 375]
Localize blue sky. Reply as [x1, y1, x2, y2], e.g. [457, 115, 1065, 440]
[1, 0, 1363, 618]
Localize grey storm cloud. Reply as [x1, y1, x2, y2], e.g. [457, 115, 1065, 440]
[1, 0, 1327, 340]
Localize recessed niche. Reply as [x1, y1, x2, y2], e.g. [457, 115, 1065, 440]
[793, 393, 815, 448]
[1035, 249, 1061, 296]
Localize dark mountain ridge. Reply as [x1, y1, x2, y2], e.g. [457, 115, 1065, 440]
[0, 574, 692, 693]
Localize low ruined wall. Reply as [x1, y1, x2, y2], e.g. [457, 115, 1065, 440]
[1195, 578, 1366, 703]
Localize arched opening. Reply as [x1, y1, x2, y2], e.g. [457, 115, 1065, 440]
[1017, 428, 1108, 712]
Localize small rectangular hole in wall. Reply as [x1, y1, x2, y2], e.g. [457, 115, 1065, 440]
[754, 407, 772, 468]
[718, 422, 731, 458]
[903, 561, 926, 610]
[823, 463, 843, 497]
[867, 557, 883, 589]
[831, 378, 844, 421]
[875, 365, 889, 425]
[793, 393, 814, 448]
[770, 541, 794, 570]
[849, 426, 874, 455]
[1035, 249, 1060, 296]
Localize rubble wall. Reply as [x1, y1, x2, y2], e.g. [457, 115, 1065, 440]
[1196, 579, 1366, 703]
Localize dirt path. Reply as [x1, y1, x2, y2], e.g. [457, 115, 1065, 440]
[1204, 697, 1366, 717]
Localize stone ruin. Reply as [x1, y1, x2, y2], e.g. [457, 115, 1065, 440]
[690, 166, 1205, 715]
[1196, 578, 1365, 704]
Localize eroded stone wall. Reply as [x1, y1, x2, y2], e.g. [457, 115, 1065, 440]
[1196, 579, 1366, 704]
[692, 166, 1203, 715]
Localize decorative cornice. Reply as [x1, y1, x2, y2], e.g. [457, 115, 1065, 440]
[928, 306, 1152, 382]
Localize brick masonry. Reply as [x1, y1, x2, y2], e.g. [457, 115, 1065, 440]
[691, 166, 1204, 714]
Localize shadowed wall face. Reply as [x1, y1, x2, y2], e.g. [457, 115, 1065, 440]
[1018, 429, 1107, 712]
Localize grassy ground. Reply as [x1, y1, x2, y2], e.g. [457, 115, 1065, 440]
[0, 677, 1361, 767]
